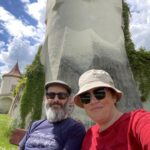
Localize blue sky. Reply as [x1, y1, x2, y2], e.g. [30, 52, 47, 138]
[0, 0, 150, 75]
[0, 0, 46, 74]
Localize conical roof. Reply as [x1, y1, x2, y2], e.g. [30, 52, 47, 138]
[3, 62, 21, 78]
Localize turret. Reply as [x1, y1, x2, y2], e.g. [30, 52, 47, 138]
[0, 62, 21, 94]
[0, 62, 22, 113]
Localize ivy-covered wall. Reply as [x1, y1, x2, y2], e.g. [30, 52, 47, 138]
[18, 46, 45, 128]
[122, 0, 150, 101]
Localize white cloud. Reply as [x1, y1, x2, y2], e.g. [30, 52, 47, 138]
[0, 50, 9, 72]
[126, 0, 150, 50]
[0, 7, 36, 38]
[0, 5, 46, 43]
[24, 0, 46, 43]
[0, 41, 5, 52]
[23, 0, 47, 42]
[0, 37, 39, 74]
[21, 0, 30, 3]
[24, 0, 46, 23]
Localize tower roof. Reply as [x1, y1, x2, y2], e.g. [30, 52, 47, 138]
[3, 62, 21, 78]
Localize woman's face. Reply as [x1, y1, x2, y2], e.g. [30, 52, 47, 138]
[81, 88, 117, 125]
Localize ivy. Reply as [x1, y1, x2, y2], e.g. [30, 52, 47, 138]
[123, 0, 150, 101]
[12, 76, 27, 97]
[20, 46, 45, 127]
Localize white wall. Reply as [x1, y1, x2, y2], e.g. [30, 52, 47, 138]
[0, 76, 19, 94]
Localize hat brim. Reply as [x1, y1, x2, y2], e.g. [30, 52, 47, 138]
[74, 81, 122, 108]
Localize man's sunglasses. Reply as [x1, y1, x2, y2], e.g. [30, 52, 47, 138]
[46, 92, 69, 100]
[79, 88, 106, 104]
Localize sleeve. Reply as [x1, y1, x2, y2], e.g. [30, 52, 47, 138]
[130, 109, 150, 149]
[63, 122, 86, 150]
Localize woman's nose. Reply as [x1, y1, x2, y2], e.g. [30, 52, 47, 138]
[90, 93, 98, 104]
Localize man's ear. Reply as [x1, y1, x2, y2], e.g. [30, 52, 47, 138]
[44, 95, 47, 102]
[68, 96, 73, 102]
[67, 96, 75, 113]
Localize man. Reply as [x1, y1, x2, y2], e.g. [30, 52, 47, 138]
[74, 69, 150, 150]
[19, 80, 86, 150]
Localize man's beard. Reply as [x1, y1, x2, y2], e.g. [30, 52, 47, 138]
[44, 101, 72, 122]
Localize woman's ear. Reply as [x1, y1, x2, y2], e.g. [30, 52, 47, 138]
[110, 90, 118, 104]
[112, 96, 117, 104]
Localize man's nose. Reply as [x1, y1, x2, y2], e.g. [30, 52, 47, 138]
[53, 95, 59, 101]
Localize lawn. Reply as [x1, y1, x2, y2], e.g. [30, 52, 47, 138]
[0, 114, 18, 150]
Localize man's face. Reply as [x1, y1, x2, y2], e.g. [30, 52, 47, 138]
[45, 84, 70, 122]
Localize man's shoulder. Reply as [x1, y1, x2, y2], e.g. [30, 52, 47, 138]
[62, 118, 85, 132]
[62, 118, 86, 139]
[32, 119, 46, 125]
[30, 119, 47, 130]
[65, 118, 85, 126]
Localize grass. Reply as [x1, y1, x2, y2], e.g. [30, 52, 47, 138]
[0, 114, 18, 150]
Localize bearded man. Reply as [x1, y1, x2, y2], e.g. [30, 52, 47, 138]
[19, 80, 85, 150]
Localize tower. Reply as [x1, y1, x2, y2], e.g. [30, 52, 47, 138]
[41, 0, 142, 126]
[0, 62, 21, 113]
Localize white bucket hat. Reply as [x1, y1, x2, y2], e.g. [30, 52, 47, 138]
[74, 69, 122, 108]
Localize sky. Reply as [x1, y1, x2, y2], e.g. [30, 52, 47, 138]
[0, 0, 150, 75]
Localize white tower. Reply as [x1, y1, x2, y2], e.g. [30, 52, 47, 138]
[0, 62, 21, 114]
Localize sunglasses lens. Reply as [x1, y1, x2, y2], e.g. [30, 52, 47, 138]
[46, 92, 68, 100]
[79, 92, 91, 104]
[57, 93, 68, 99]
[94, 88, 105, 100]
[46, 92, 55, 99]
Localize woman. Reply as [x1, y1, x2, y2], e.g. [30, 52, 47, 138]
[74, 69, 150, 150]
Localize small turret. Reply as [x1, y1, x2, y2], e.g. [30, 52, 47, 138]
[3, 62, 21, 78]
[0, 62, 22, 113]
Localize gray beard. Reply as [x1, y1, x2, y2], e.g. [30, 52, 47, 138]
[45, 101, 72, 122]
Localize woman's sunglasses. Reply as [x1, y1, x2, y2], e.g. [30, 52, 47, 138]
[46, 92, 69, 100]
[79, 88, 106, 104]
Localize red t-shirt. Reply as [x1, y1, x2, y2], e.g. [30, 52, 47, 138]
[82, 109, 150, 150]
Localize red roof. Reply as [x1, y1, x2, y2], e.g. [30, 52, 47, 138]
[3, 62, 21, 78]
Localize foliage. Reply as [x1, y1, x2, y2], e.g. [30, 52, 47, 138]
[0, 114, 17, 149]
[128, 48, 150, 101]
[12, 76, 27, 97]
[122, 0, 135, 52]
[123, 0, 150, 101]
[20, 46, 45, 127]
